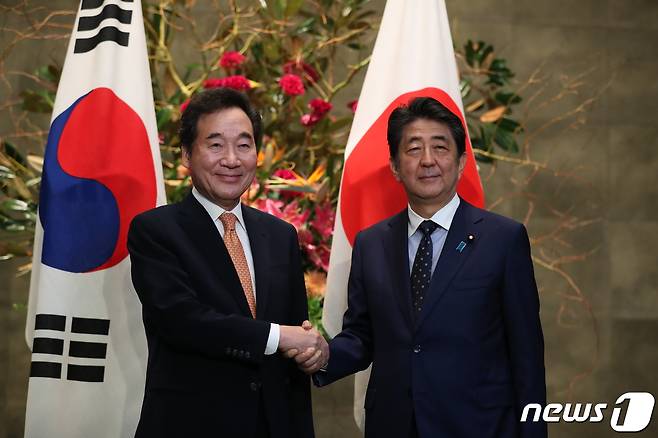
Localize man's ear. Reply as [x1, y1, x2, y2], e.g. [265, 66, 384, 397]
[457, 152, 466, 178]
[181, 145, 191, 168]
[389, 157, 401, 182]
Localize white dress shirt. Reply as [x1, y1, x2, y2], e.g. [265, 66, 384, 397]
[407, 193, 460, 275]
[192, 187, 280, 355]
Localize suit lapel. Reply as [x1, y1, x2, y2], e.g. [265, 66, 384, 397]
[415, 200, 482, 329]
[177, 193, 252, 317]
[384, 210, 414, 329]
[242, 205, 271, 320]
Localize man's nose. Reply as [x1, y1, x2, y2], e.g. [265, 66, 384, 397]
[420, 146, 434, 165]
[220, 146, 240, 167]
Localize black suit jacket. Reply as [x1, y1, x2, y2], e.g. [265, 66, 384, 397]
[128, 193, 314, 438]
[315, 199, 546, 438]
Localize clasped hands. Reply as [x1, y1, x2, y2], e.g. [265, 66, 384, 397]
[278, 321, 329, 374]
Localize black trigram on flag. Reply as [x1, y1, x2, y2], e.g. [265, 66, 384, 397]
[74, 0, 134, 54]
[30, 314, 110, 382]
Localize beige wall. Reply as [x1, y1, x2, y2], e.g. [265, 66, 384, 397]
[2, 1, 658, 437]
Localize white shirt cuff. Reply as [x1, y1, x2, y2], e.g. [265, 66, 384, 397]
[264, 323, 280, 355]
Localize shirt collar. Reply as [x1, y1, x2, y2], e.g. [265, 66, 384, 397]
[407, 193, 460, 237]
[192, 187, 246, 229]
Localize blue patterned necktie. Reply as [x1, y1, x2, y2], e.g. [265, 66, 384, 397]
[411, 220, 439, 315]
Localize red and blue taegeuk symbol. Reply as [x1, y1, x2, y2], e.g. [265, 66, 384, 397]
[39, 87, 157, 273]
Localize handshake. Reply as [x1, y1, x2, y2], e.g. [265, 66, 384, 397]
[278, 321, 329, 375]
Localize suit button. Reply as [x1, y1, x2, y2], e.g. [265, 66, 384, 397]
[413, 345, 421, 353]
[250, 382, 260, 392]
[245, 351, 251, 359]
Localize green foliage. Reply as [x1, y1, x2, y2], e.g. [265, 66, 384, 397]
[458, 40, 524, 160]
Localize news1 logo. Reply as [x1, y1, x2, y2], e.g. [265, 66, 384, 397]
[521, 392, 655, 432]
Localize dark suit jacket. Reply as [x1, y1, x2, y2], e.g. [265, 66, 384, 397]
[315, 199, 546, 438]
[128, 193, 314, 438]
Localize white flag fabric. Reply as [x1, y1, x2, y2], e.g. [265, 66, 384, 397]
[24, 1, 165, 436]
[322, 0, 484, 429]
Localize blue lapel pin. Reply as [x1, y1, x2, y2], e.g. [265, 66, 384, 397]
[456, 234, 475, 253]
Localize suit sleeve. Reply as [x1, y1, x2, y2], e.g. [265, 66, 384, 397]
[503, 224, 547, 438]
[128, 214, 270, 364]
[315, 231, 374, 386]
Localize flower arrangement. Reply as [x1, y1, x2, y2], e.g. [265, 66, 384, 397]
[1, 2, 598, 356]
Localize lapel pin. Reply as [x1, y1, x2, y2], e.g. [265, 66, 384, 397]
[456, 241, 466, 253]
[468, 234, 475, 242]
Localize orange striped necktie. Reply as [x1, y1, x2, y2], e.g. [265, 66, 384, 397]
[219, 212, 256, 318]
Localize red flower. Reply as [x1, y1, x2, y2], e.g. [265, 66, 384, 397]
[309, 98, 332, 116]
[204, 75, 251, 91]
[279, 74, 305, 96]
[311, 202, 335, 240]
[180, 99, 190, 113]
[273, 168, 303, 198]
[219, 51, 246, 69]
[283, 60, 320, 83]
[347, 99, 358, 113]
[301, 98, 333, 127]
[300, 112, 322, 127]
[273, 168, 297, 180]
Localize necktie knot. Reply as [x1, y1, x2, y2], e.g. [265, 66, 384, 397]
[419, 220, 438, 237]
[219, 212, 237, 231]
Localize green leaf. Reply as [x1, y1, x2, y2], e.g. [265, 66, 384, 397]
[464, 40, 476, 66]
[326, 116, 353, 133]
[3, 141, 27, 166]
[0, 165, 15, 179]
[498, 117, 522, 134]
[2, 199, 29, 212]
[263, 41, 281, 63]
[494, 127, 519, 153]
[20, 89, 54, 113]
[296, 17, 316, 34]
[156, 108, 172, 130]
[460, 79, 471, 99]
[285, 0, 304, 16]
[495, 91, 522, 106]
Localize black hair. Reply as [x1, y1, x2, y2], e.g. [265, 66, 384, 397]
[179, 87, 262, 151]
[387, 97, 465, 160]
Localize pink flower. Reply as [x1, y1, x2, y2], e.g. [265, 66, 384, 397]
[253, 198, 285, 217]
[283, 61, 320, 83]
[252, 198, 309, 231]
[309, 98, 332, 116]
[180, 99, 190, 113]
[298, 228, 314, 248]
[347, 99, 358, 113]
[300, 112, 322, 127]
[281, 200, 310, 230]
[307, 243, 331, 272]
[279, 74, 305, 96]
[219, 51, 246, 69]
[204, 75, 251, 91]
[311, 202, 335, 240]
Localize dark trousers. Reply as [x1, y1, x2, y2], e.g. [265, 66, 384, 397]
[409, 412, 419, 438]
